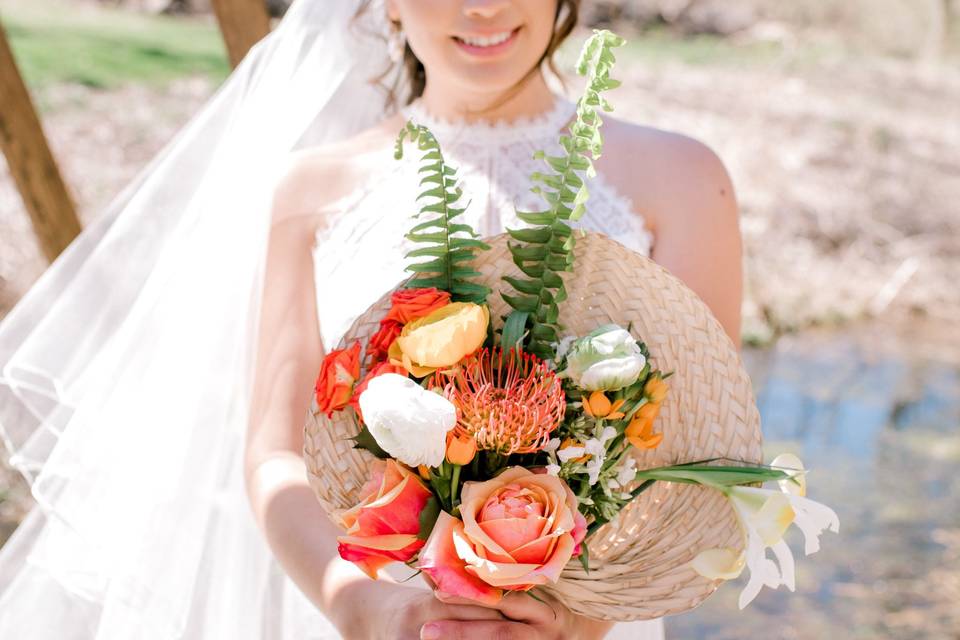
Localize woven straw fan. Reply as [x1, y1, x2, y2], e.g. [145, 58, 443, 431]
[304, 231, 763, 621]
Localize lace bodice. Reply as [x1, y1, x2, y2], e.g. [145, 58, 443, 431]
[311, 93, 655, 351]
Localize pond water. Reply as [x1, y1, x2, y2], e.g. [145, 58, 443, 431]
[667, 322, 960, 639]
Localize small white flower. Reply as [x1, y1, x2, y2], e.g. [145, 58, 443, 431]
[357, 373, 457, 468]
[615, 456, 637, 487]
[562, 325, 647, 391]
[582, 427, 617, 486]
[557, 446, 587, 463]
[543, 438, 562, 453]
[545, 464, 561, 477]
[553, 335, 578, 362]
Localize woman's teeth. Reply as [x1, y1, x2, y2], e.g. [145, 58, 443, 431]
[459, 31, 513, 47]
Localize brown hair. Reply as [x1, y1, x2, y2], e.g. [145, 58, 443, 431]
[354, 1, 580, 114]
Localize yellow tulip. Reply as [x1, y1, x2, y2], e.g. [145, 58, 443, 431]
[390, 303, 489, 376]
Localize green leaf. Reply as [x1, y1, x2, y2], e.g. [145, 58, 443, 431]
[449, 237, 490, 250]
[351, 424, 390, 459]
[417, 496, 441, 541]
[502, 292, 540, 313]
[516, 210, 556, 226]
[578, 540, 591, 574]
[502, 276, 543, 295]
[405, 245, 448, 258]
[501, 310, 530, 352]
[507, 227, 553, 244]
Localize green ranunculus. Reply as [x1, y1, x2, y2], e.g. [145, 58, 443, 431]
[561, 325, 646, 391]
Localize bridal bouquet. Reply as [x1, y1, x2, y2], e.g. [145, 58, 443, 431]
[306, 30, 838, 618]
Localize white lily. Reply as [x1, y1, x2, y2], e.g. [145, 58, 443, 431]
[691, 455, 840, 609]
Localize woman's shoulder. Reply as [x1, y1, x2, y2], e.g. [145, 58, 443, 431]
[270, 113, 406, 227]
[594, 115, 737, 235]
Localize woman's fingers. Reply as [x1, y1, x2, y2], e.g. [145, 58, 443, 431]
[433, 589, 493, 607]
[424, 597, 505, 622]
[420, 619, 536, 640]
[432, 585, 557, 624]
[489, 590, 558, 626]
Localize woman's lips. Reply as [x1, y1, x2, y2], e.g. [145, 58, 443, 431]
[452, 27, 521, 58]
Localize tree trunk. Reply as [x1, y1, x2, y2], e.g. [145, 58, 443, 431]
[0, 20, 81, 263]
[210, 0, 271, 68]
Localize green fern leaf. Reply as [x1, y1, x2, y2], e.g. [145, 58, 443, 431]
[498, 29, 625, 355]
[395, 121, 491, 303]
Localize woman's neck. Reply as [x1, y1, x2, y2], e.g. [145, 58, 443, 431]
[417, 71, 558, 124]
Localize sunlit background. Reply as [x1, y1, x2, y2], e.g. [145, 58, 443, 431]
[1, 1, 957, 638]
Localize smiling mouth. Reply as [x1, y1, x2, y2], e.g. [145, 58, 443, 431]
[452, 27, 521, 55]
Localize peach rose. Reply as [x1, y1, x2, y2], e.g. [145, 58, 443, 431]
[418, 467, 587, 604]
[336, 459, 433, 579]
[314, 341, 361, 416]
[385, 287, 451, 324]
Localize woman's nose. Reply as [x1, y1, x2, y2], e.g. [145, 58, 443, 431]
[462, 0, 511, 20]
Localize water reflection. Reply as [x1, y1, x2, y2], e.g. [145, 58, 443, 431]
[668, 324, 960, 640]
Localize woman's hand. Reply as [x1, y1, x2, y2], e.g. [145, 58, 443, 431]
[332, 578, 506, 640]
[421, 590, 614, 640]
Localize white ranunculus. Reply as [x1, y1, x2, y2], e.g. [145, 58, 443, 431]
[357, 373, 457, 468]
[562, 325, 647, 391]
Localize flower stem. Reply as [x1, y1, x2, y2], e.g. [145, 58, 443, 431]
[450, 464, 462, 509]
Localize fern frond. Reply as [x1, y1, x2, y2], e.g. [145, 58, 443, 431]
[499, 29, 625, 358]
[395, 121, 490, 304]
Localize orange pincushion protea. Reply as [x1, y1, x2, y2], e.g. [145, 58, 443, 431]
[432, 348, 564, 455]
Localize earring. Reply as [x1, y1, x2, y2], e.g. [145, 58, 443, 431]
[388, 23, 406, 64]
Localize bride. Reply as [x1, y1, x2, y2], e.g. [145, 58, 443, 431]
[0, 0, 741, 638]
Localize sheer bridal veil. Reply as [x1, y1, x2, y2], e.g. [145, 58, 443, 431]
[0, 0, 402, 636]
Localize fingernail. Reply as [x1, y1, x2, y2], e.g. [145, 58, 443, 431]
[421, 623, 441, 640]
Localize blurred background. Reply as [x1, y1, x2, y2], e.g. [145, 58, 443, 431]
[0, 0, 957, 637]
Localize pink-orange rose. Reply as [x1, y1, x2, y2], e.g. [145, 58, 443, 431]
[385, 288, 451, 324]
[336, 459, 432, 579]
[418, 467, 587, 604]
[314, 341, 361, 417]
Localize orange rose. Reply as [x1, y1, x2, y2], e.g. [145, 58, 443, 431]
[385, 288, 451, 324]
[336, 459, 433, 579]
[418, 467, 587, 604]
[367, 319, 403, 364]
[314, 341, 361, 417]
[349, 361, 408, 422]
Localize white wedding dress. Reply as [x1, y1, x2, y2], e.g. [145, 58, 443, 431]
[311, 93, 664, 640]
[0, 92, 664, 640]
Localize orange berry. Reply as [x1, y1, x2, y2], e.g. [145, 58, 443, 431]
[644, 376, 668, 404]
[445, 433, 478, 466]
[587, 390, 612, 417]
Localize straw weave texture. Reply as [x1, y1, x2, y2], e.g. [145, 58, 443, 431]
[304, 232, 762, 621]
